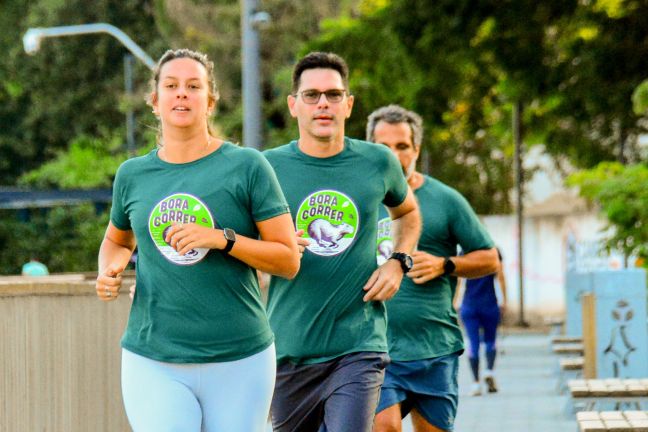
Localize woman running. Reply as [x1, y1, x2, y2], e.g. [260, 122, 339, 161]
[95, 48, 301, 432]
[458, 248, 507, 396]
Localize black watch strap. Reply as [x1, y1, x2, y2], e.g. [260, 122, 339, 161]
[222, 228, 236, 254]
[390, 252, 413, 274]
[443, 257, 456, 275]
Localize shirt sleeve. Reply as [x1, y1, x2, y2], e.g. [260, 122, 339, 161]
[382, 150, 409, 208]
[248, 150, 291, 222]
[110, 163, 131, 230]
[449, 190, 494, 253]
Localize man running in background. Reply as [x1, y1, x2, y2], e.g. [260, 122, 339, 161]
[367, 104, 498, 432]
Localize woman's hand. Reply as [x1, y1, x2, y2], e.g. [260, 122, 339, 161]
[296, 229, 310, 259]
[165, 221, 225, 255]
[96, 263, 124, 302]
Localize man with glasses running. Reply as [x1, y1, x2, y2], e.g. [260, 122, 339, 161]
[263, 52, 421, 432]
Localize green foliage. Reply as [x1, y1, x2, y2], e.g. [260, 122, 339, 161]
[4, 0, 648, 272]
[0, 0, 165, 184]
[0, 0, 166, 273]
[632, 79, 648, 115]
[298, 0, 516, 213]
[567, 162, 648, 261]
[18, 133, 127, 189]
[291, 0, 648, 213]
[0, 205, 109, 274]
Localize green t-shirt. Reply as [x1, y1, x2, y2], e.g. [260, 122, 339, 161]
[376, 208, 393, 266]
[381, 175, 493, 361]
[110, 143, 289, 363]
[263, 138, 409, 365]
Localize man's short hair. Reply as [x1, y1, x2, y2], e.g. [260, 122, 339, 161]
[292, 52, 350, 93]
[366, 105, 423, 149]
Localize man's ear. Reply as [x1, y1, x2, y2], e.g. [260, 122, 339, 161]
[345, 94, 355, 119]
[287, 94, 298, 118]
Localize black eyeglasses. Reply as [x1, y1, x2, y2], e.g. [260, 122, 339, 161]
[295, 89, 347, 104]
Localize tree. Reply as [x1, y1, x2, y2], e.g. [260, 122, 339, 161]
[567, 162, 648, 264]
[294, 0, 648, 214]
[539, 0, 648, 166]
[0, 0, 164, 184]
[297, 0, 519, 213]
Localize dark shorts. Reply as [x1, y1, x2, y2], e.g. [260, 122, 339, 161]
[376, 351, 460, 431]
[271, 351, 389, 432]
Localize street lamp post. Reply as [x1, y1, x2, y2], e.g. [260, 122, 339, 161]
[23, 23, 155, 69]
[513, 100, 528, 327]
[241, 0, 270, 150]
[23, 23, 154, 156]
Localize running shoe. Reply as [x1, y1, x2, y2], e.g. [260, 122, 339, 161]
[484, 370, 498, 393]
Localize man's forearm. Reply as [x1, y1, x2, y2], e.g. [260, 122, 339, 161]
[391, 207, 421, 254]
[451, 248, 499, 279]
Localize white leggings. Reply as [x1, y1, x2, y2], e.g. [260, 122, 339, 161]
[121, 344, 275, 432]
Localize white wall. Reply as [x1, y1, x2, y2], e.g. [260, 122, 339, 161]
[481, 213, 608, 319]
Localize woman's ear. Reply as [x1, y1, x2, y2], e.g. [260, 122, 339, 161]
[150, 92, 159, 115]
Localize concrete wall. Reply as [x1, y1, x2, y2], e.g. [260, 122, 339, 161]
[0, 277, 132, 432]
[481, 212, 607, 322]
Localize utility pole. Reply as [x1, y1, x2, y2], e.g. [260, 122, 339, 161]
[124, 54, 136, 157]
[513, 101, 528, 327]
[241, 0, 269, 150]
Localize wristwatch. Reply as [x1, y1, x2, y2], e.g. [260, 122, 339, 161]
[390, 252, 413, 274]
[443, 257, 456, 276]
[222, 228, 236, 254]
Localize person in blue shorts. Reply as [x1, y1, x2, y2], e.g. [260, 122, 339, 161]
[95, 48, 301, 432]
[367, 105, 498, 432]
[457, 248, 508, 396]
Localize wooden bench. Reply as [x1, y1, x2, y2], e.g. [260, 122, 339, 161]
[552, 335, 583, 344]
[563, 357, 585, 371]
[576, 410, 648, 431]
[557, 357, 585, 393]
[553, 343, 585, 356]
[568, 379, 648, 411]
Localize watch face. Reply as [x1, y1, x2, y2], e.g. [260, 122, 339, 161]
[223, 228, 236, 241]
[405, 255, 413, 269]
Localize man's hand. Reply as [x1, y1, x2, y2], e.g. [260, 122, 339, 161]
[96, 263, 124, 302]
[407, 251, 445, 284]
[362, 259, 405, 302]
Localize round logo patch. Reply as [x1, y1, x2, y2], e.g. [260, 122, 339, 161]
[376, 216, 393, 265]
[148, 193, 215, 265]
[296, 190, 359, 256]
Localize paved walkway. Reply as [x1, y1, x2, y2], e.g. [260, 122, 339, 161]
[406, 331, 577, 431]
[266, 332, 577, 431]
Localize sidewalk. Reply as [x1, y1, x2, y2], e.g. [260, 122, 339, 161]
[405, 331, 577, 431]
[265, 332, 577, 431]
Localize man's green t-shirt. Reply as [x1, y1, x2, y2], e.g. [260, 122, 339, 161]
[263, 138, 409, 365]
[381, 175, 493, 361]
[110, 143, 289, 363]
